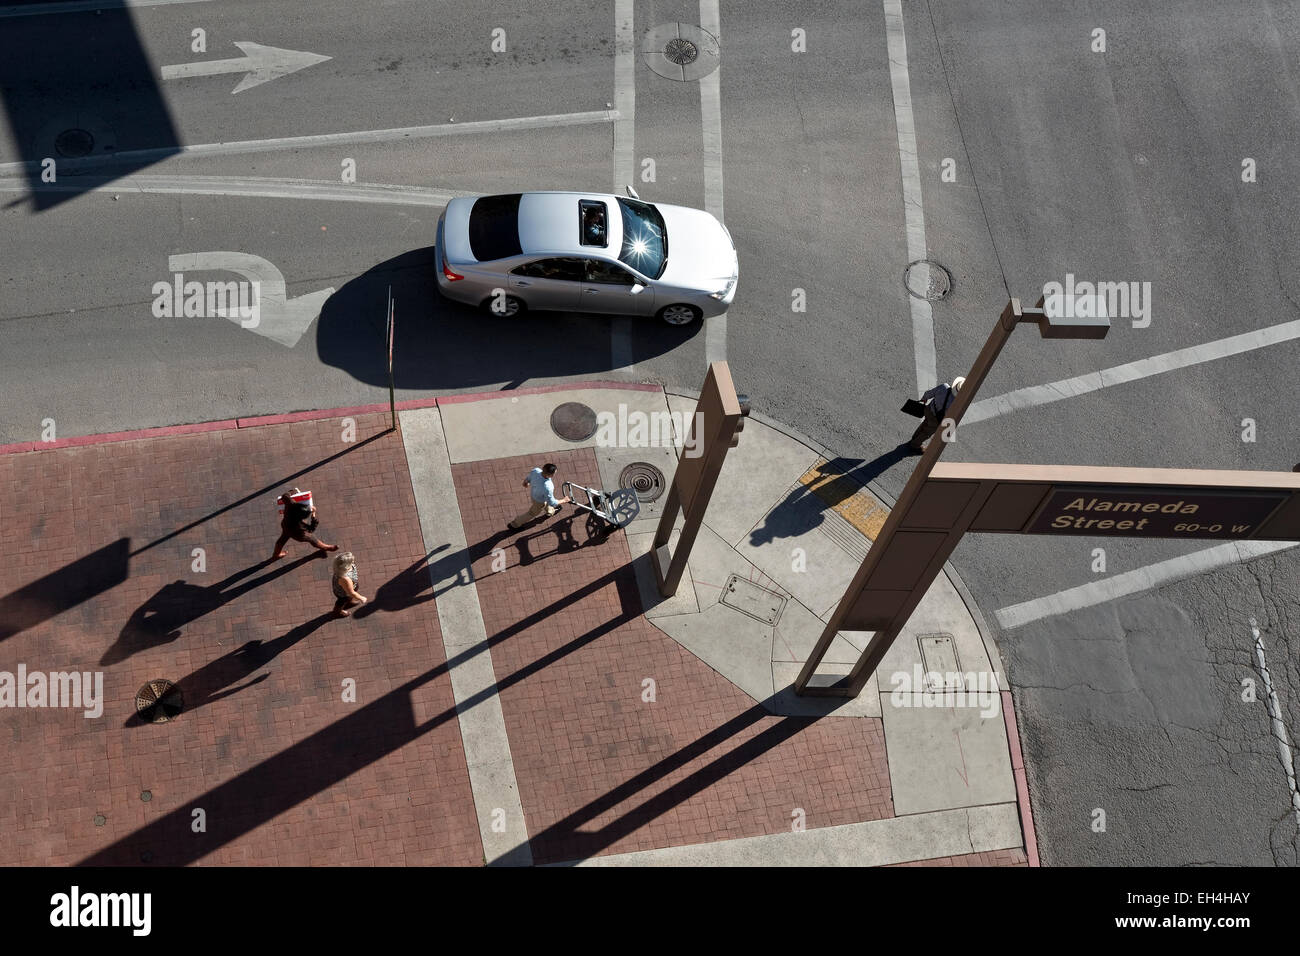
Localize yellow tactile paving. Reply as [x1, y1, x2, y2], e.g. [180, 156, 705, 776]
[797, 459, 891, 541]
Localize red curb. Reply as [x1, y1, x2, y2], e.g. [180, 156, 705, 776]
[434, 381, 661, 405]
[0, 419, 240, 456]
[1001, 689, 1040, 866]
[0, 385, 660, 456]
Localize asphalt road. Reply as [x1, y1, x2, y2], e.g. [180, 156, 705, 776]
[1, 0, 1298, 865]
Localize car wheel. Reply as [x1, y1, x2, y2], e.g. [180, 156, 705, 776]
[482, 294, 526, 317]
[658, 304, 702, 326]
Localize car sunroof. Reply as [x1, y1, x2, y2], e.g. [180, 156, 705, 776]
[579, 199, 608, 247]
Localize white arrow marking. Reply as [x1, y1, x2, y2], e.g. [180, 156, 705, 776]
[168, 252, 334, 347]
[162, 42, 331, 94]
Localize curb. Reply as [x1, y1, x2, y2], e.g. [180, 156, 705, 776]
[666, 386, 1034, 865]
[0, 381, 663, 457]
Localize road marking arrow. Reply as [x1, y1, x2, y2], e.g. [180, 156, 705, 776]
[161, 42, 331, 94]
[168, 252, 334, 347]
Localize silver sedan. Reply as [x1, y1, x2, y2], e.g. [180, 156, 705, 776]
[435, 190, 738, 325]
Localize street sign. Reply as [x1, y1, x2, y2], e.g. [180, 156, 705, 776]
[1024, 487, 1287, 538]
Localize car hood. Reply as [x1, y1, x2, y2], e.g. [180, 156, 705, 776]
[656, 203, 737, 288]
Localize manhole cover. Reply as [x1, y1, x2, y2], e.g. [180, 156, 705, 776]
[720, 574, 787, 626]
[904, 259, 953, 301]
[618, 462, 666, 502]
[141, 790, 152, 803]
[664, 37, 699, 65]
[54, 128, 94, 158]
[93, 814, 106, 827]
[550, 402, 598, 442]
[135, 679, 183, 723]
[643, 22, 720, 81]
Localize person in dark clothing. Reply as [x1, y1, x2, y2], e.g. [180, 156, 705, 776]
[272, 488, 338, 558]
[908, 376, 965, 452]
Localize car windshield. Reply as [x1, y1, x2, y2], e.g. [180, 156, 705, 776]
[616, 197, 667, 279]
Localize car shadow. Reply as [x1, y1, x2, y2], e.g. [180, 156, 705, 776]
[315, 246, 699, 389]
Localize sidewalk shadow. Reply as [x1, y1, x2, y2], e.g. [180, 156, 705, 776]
[748, 447, 910, 546]
[130, 430, 392, 560]
[102, 554, 320, 665]
[515, 513, 613, 565]
[0, 537, 130, 642]
[79, 563, 645, 865]
[124, 613, 334, 727]
[315, 247, 697, 390]
[353, 544, 450, 619]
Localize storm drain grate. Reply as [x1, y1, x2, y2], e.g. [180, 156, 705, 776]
[550, 402, 598, 442]
[135, 679, 183, 723]
[54, 128, 94, 158]
[664, 37, 699, 65]
[619, 461, 666, 502]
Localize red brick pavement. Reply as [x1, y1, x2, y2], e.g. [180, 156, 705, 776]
[454, 448, 896, 864]
[0, 414, 480, 866]
[887, 848, 1029, 867]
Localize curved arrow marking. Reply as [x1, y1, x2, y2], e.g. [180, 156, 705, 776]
[162, 42, 331, 94]
[168, 252, 334, 347]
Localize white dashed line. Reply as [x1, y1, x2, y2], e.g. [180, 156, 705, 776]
[0, 0, 212, 16]
[995, 541, 1298, 630]
[883, 0, 936, 394]
[0, 111, 619, 176]
[0, 174, 473, 206]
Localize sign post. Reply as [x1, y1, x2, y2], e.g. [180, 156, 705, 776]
[386, 286, 396, 432]
[796, 297, 1300, 697]
[651, 361, 749, 596]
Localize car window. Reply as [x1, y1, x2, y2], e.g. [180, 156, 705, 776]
[585, 259, 637, 285]
[468, 194, 523, 261]
[511, 257, 585, 281]
[616, 197, 667, 279]
[579, 200, 608, 247]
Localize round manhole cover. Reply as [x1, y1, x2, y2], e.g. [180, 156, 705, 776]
[903, 259, 953, 301]
[135, 679, 183, 723]
[643, 22, 720, 81]
[54, 128, 95, 158]
[619, 462, 666, 502]
[550, 402, 598, 442]
[93, 814, 106, 827]
[664, 37, 699, 65]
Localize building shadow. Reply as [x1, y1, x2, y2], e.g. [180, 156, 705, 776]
[315, 247, 699, 390]
[102, 553, 320, 665]
[352, 545, 449, 619]
[0, 537, 130, 642]
[124, 613, 335, 727]
[748, 447, 911, 545]
[0, 2, 181, 211]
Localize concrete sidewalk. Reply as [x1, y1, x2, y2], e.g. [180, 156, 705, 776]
[0, 381, 1032, 866]
[401, 382, 1030, 865]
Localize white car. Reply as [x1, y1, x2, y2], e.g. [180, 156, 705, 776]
[435, 190, 738, 325]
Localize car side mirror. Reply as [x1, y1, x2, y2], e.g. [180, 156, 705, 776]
[629, 283, 646, 294]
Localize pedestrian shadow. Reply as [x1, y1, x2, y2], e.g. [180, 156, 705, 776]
[352, 544, 450, 619]
[102, 553, 320, 665]
[123, 613, 335, 727]
[748, 447, 911, 545]
[0, 537, 130, 643]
